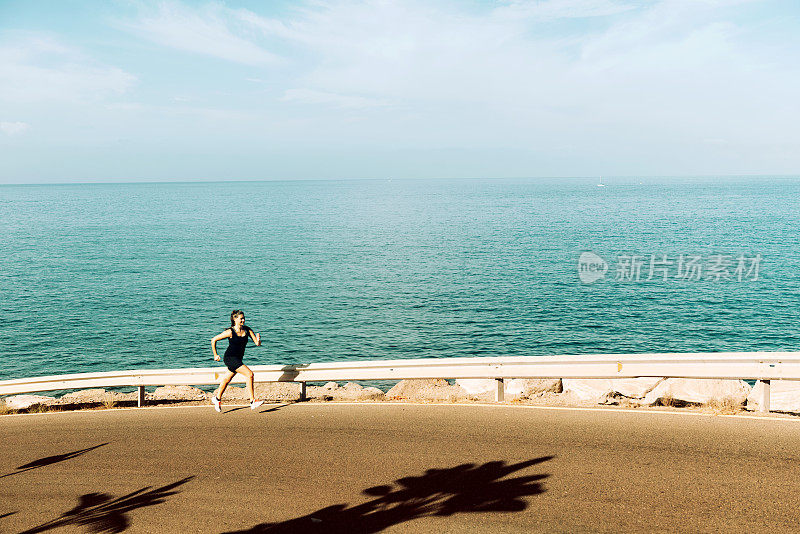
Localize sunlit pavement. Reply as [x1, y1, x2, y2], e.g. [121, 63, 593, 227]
[2, 403, 800, 533]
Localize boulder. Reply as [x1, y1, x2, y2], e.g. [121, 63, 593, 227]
[747, 380, 800, 413]
[5, 395, 57, 410]
[151, 385, 208, 401]
[511, 379, 563, 396]
[610, 378, 664, 399]
[58, 389, 138, 405]
[562, 378, 748, 406]
[455, 378, 562, 399]
[254, 382, 305, 401]
[561, 379, 615, 402]
[454, 379, 495, 396]
[339, 383, 385, 401]
[358, 387, 386, 400]
[386, 379, 470, 402]
[641, 379, 750, 406]
[306, 382, 385, 401]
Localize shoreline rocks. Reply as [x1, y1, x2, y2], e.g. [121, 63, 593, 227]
[747, 380, 800, 413]
[386, 379, 473, 402]
[4, 394, 58, 410]
[639, 378, 750, 406]
[150, 385, 207, 401]
[3, 377, 799, 415]
[456, 378, 563, 399]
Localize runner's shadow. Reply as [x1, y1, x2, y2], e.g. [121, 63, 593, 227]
[224, 456, 553, 533]
[18, 476, 194, 534]
[0, 443, 109, 479]
[224, 404, 287, 414]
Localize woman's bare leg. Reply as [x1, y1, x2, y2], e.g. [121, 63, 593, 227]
[236, 365, 257, 402]
[215, 370, 235, 399]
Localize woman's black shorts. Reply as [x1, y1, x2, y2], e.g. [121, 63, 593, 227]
[223, 354, 244, 372]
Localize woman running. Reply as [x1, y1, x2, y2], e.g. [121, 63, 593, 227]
[210, 310, 264, 412]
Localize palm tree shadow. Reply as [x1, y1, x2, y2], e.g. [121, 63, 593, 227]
[225, 456, 554, 533]
[19, 476, 195, 534]
[0, 443, 109, 479]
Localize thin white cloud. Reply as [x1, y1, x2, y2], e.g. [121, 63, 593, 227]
[0, 121, 31, 135]
[103, 101, 252, 121]
[282, 88, 389, 109]
[4, 0, 795, 178]
[123, 2, 279, 65]
[0, 32, 135, 103]
[232, 1, 793, 127]
[107, 0, 797, 156]
[493, 0, 638, 21]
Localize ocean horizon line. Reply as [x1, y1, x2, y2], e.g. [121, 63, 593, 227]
[2, 174, 800, 187]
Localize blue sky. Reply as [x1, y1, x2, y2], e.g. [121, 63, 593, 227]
[1, 0, 798, 183]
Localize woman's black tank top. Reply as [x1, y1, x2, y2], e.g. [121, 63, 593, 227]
[225, 326, 250, 358]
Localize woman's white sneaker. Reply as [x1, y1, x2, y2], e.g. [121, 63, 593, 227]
[250, 400, 264, 410]
[211, 396, 221, 412]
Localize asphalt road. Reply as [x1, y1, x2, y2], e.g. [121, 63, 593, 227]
[1, 403, 799, 533]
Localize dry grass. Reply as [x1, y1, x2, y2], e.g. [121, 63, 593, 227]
[657, 395, 678, 407]
[29, 403, 51, 414]
[103, 399, 117, 409]
[704, 396, 743, 415]
[618, 398, 641, 409]
[0, 403, 12, 416]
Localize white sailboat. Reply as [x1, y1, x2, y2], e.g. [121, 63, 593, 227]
[597, 176, 605, 187]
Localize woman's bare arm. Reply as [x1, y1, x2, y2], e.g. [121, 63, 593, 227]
[211, 329, 232, 361]
[248, 328, 261, 346]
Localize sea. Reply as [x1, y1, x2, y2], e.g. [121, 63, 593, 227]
[1, 176, 799, 383]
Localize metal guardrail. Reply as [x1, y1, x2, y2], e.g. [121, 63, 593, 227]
[2, 352, 800, 412]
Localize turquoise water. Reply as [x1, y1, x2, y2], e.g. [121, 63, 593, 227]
[1, 177, 799, 382]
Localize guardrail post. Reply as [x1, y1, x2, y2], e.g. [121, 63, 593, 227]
[299, 382, 307, 402]
[137, 386, 145, 407]
[757, 379, 770, 413]
[494, 379, 505, 403]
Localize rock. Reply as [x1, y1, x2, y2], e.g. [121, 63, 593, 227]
[307, 385, 336, 400]
[610, 378, 664, 399]
[510, 379, 563, 397]
[641, 379, 750, 406]
[254, 382, 305, 401]
[456, 379, 562, 399]
[5, 395, 57, 410]
[57, 389, 137, 404]
[563, 378, 666, 403]
[359, 387, 386, 400]
[151, 385, 208, 401]
[455, 379, 494, 395]
[386, 379, 470, 402]
[562, 379, 615, 402]
[561, 377, 751, 407]
[59, 390, 138, 405]
[747, 380, 800, 413]
[306, 382, 385, 401]
[61, 389, 114, 403]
